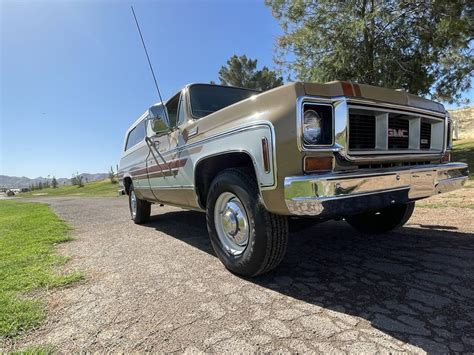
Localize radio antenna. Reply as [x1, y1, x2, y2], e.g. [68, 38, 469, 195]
[131, 6, 166, 108]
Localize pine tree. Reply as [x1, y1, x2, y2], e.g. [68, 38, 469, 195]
[219, 55, 284, 91]
[266, 0, 474, 104]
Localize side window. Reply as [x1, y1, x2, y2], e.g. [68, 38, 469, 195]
[125, 121, 146, 151]
[165, 93, 180, 128]
[135, 120, 146, 142]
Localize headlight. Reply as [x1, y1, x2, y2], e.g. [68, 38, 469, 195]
[303, 109, 323, 144]
[300, 103, 333, 147]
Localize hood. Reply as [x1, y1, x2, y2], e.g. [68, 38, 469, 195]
[302, 81, 445, 114]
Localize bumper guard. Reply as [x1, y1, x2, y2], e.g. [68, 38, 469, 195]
[284, 163, 468, 217]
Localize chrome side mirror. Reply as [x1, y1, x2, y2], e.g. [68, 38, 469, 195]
[147, 104, 170, 136]
[150, 115, 169, 135]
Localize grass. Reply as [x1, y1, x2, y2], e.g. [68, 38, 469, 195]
[9, 345, 56, 355]
[20, 179, 120, 198]
[0, 201, 82, 338]
[452, 138, 474, 179]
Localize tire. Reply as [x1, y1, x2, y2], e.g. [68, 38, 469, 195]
[206, 168, 288, 277]
[129, 183, 151, 224]
[345, 202, 415, 234]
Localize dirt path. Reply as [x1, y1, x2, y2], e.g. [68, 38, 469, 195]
[2, 186, 474, 353]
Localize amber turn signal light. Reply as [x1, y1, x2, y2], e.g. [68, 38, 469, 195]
[304, 156, 333, 172]
[261, 137, 270, 173]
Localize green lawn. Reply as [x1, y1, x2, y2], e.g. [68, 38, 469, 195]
[20, 179, 120, 198]
[0, 201, 82, 338]
[452, 139, 474, 179]
[9, 346, 56, 355]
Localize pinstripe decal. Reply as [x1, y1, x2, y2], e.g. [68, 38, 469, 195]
[130, 158, 188, 178]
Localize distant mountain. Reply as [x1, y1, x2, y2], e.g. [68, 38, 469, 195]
[0, 173, 108, 188]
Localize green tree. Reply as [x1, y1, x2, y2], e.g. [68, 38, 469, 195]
[219, 55, 284, 91]
[72, 173, 84, 187]
[51, 176, 58, 188]
[266, 0, 473, 104]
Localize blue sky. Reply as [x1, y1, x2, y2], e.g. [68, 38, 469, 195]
[1, 0, 280, 178]
[1, 0, 472, 178]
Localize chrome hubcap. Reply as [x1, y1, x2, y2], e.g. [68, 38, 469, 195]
[130, 190, 137, 218]
[214, 192, 249, 255]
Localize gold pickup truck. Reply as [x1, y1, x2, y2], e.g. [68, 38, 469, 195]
[118, 82, 468, 276]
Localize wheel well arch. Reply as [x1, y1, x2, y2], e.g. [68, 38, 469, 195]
[194, 152, 257, 209]
[123, 176, 132, 195]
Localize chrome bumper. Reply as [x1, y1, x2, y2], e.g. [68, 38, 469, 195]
[284, 163, 468, 217]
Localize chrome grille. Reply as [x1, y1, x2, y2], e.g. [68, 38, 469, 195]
[420, 122, 431, 149]
[388, 116, 409, 149]
[347, 104, 445, 155]
[348, 114, 375, 149]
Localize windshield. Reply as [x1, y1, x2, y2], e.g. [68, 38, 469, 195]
[189, 84, 259, 118]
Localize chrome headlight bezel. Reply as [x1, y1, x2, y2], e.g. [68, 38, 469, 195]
[300, 102, 334, 148]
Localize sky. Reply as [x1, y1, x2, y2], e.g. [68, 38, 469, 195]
[1, 0, 473, 179]
[0, 0, 281, 178]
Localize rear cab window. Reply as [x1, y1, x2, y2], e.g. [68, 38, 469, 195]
[125, 120, 146, 151]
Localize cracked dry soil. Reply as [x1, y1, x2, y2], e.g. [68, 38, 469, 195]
[2, 187, 474, 353]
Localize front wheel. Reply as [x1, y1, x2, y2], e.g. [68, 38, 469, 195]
[129, 184, 151, 224]
[345, 202, 415, 234]
[206, 168, 288, 277]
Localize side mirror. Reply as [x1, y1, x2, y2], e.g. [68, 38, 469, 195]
[150, 115, 169, 135]
[147, 104, 170, 136]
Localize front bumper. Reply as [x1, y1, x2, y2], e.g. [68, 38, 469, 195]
[284, 162, 468, 217]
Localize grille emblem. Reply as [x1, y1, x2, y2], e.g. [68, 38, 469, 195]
[388, 128, 408, 138]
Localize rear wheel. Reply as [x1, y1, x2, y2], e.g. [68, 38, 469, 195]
[206, 168, 288, 277]
[129, 184, 151, 224]
[345, 202, 415, 234]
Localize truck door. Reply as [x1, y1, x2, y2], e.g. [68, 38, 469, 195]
[146, 91, 194, 206]
[147, 93, 187, 205]
[144, 104, 171, 201]
[167, 92, 195, 188]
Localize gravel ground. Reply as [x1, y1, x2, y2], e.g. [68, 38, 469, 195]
[2, 187, 474, 353]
